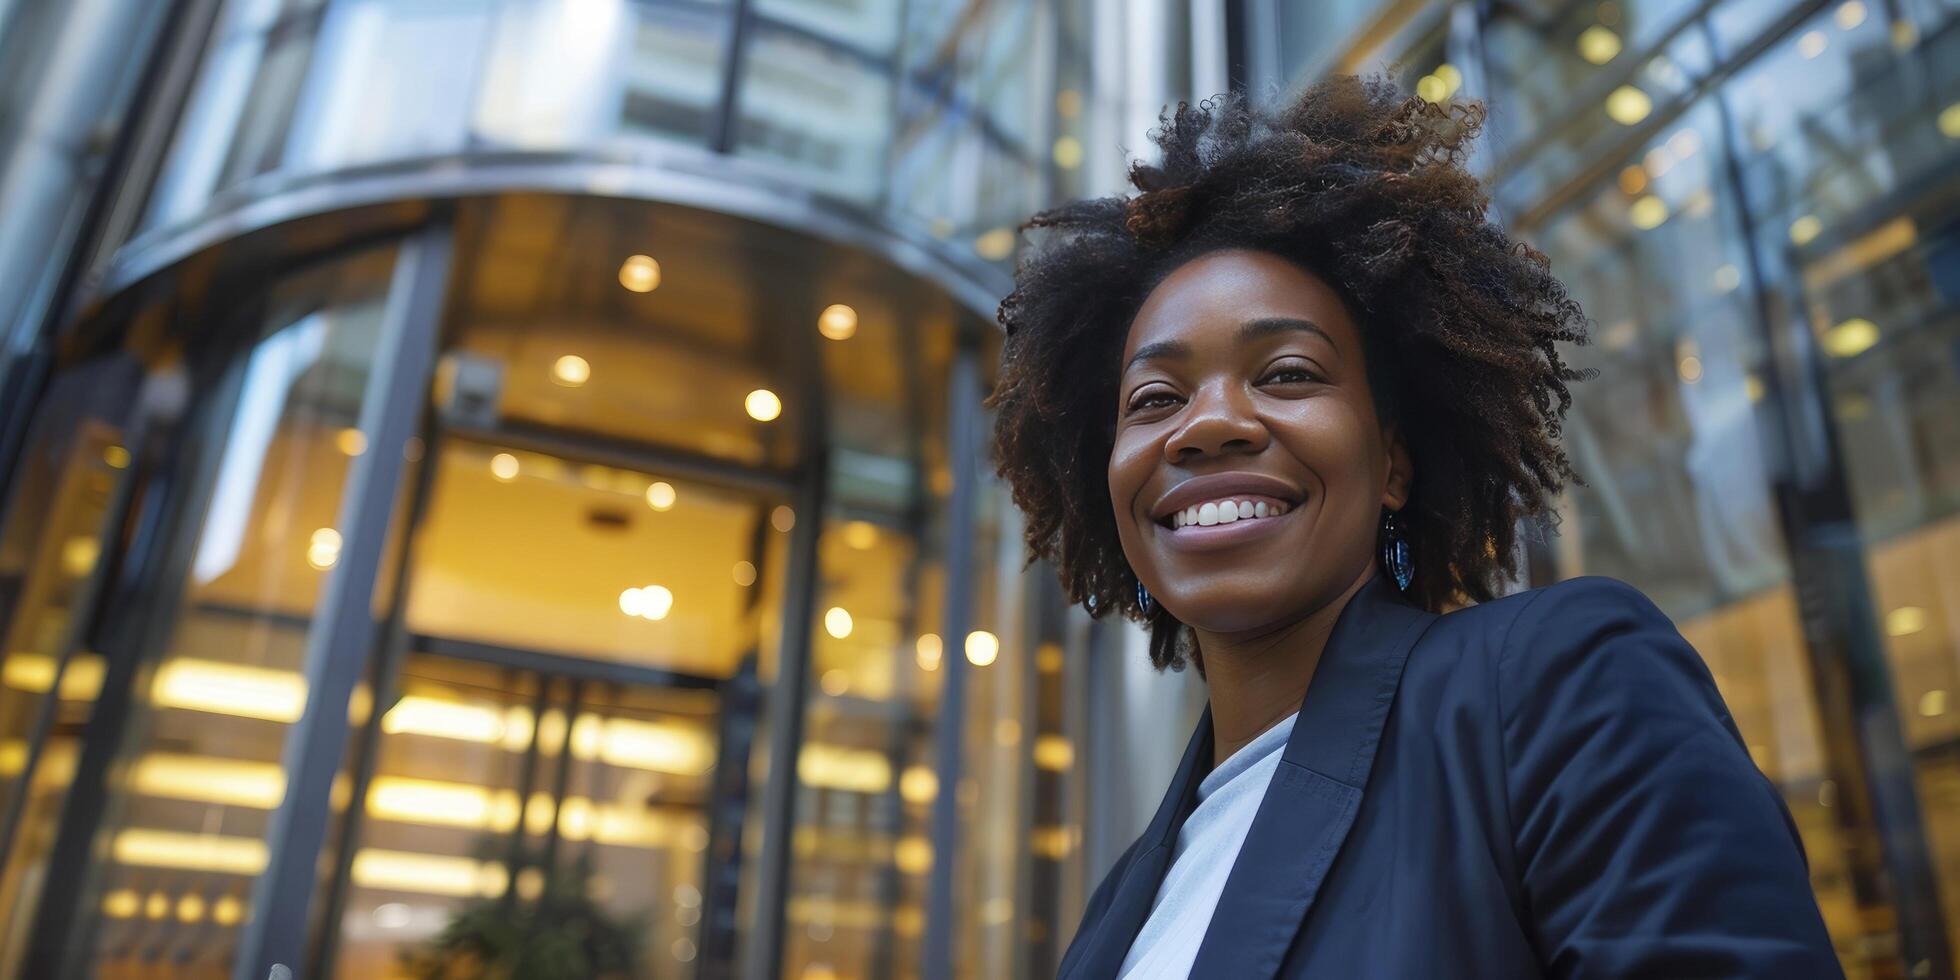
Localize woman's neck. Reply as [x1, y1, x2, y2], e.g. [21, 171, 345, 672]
[1195, 563, 1378, 767]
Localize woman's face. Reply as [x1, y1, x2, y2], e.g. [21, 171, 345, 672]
[1109, 248, 1411, 636]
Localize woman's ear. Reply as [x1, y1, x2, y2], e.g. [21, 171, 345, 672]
[1382, 426, 1413, 511]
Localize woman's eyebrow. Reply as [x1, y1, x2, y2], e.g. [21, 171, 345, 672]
[1125, 339, 1189, 371]
[1240, 316, 1338, 355]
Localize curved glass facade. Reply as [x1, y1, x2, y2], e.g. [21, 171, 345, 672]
[1246, 0, 1960, 975]
[0, 1, 1205, 978]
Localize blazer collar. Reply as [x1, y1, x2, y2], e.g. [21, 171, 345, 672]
[1067, 572, 1437, 980]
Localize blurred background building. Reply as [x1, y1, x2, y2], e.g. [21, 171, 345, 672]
[0, 0, 1952, 978]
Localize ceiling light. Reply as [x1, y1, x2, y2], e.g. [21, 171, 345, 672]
[745, 388, 782, 422]
[772, 505, 796, 532]
[129, 754, 287, 809]
[490, 452, 520, 481]
[818, 304, 858, 340]
[1886, 605, 1926, 636]
[103, 445, 131, 468]
[102, 889, 141, 919]
[1677, 355, 1703, 383]
[3, 652, 104, 700]
[351, 849, 506, 898]
[899, 766, 937, 804]
[336, 428, 367, 456]
[1823, 318, 1878, 357]
[797, 743, 891, 793]
[1712, 264, 1742, 293]
[645, 481, 677, 511]
[112, 829, 268, 875]
[1034, 735, 1074, 771]
[618, 254, 661, 293]
[307, 527, 341, 570]
[824, 606, 854, 639]
[1577, 24, 1621, 64]
[1797, 29, 1827, 58]
[894, 837, 932, 875]
[1605, 85, 1651, 125]
[367, 777, 504, 829]
[975, 228, 1016, 261]
[213, 895, 243, 925]
[638, 584, 673, 620]
[571, 715, 715, 774]
[152, 659, 306, 722]
[1789, 214, 1822, 245]
[1920, 689, 1947, 717]
[1835, 1, 1866, 28]
[916, 633, 943, 671]
[965, 630, 1000, 667]
[844, 521, 877, 549]
[1629, 195, 1669, 230]
[383, 695, 506, 743]
[176, 894, 207, 923]
[552, 354, 591, 387]
[1052, 136, 1084, 169]
[820, 669, 849, 696]
[732, 560, 757, 587]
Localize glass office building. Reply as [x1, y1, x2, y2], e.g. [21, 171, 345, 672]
[0, 1, 1220, 978]
[1233, 0, 1960, 975]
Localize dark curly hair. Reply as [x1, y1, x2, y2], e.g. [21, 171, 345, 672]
[987, 76, 1593, 670]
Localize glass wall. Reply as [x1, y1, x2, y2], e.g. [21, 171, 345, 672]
[1252, 0, 1960, 974]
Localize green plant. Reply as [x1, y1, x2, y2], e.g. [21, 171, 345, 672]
[400, 848, 645, 980]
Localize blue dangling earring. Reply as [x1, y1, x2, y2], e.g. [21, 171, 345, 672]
[1135, 579, 1156, 616]
[1381, 509, 1414, 592]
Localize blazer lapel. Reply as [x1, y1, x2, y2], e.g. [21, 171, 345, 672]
[1188, 573, 1437, 979]
[1061, 707, 1215, 980]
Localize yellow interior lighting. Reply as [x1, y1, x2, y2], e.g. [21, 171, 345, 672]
[351, 849, 507, 898]
[569, 714, 715, 774]
[112, 829, 268, 875]
[129, 754, 288, 809]
[798, 743, 891, 794]
[3, 652, 105, 700]
[152, 659, 306, 723]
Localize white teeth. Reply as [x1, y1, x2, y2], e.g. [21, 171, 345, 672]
[1168, 497, 1294, 529]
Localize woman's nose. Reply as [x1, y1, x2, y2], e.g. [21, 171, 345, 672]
[1164, 383, 1268, 461]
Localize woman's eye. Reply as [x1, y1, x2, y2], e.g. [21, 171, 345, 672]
[1260, 364, 1320, 386]
[1128, 389, 1180, 412]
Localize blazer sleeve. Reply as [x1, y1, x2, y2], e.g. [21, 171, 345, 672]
[1497, 576, 1843, 979]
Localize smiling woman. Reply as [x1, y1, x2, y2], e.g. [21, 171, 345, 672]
[988, 77, 1843, 979]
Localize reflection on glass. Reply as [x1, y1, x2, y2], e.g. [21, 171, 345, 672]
[0, 356, 142, 974]
[737, 26, 895, 202]
[78, 245, 398, 979]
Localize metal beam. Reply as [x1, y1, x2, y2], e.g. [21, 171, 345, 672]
[233, 223, 454, 980]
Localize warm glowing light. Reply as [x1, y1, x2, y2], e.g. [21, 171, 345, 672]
[1886, 605, 1927, 637]
[1577, 24, 1622, 64]
[818, 304, 858, 340]
[1605, 85, 1651, 125]
[772, 505, 796, 532]
[336, 428, 367, 456]
[60, 535, 98, 577]
[1712, 264, 1742, 293]
[1921, 689, 1948, 718]
[824, 606, 854, 639]
[1677, 355, 1703, 383]
[916, 633, 943, 671]
[1940, 103, 1960, 139]
[113, 829, 269, 874]
[965, 630, 1000, 667]
[552, 354, 591, 387]
[1744, 374, 1766, 402]
[820, 669, 849, 696]
[572, 715, 715, 774]
[645, 481, 677, 511]
[367, 777, 503, 829]
[1893, 19, 1920, 48]
[307, 526, 342, 570]
[490, 452, 520, 481]
[1797, 29, 1827, 58]
[894, 837, 933, 875]
[1035, 735, 1075, 771]
[1032, 825, 1077, 860]
[1617, 165, 1647, 195]
[975, 227, 1016, 261]
[352, 849, 507, 898]
[631, 584, 673, 621]
[102, 889, 141, 918]
[152, 659, 306, 722]
[1823, 318, 1879, 358]
[798, 744, 891, 793]
[1835, 1, 1866, 29]
[732, 560, 757, 587]
[844, 520, 878, 550]
[3, 652, 105, 700]
[1056, 89, 1082, 117]
[1789, 214, 1822, 245]
[744, 388, 782, 422]
[383, 695, 507, 743]
[177, 893, 207, 923]
[1052, 135, 1084, 169]
[103, 445, 131, 468]
[1038, 643, 1064, 673]
[146, 891, 169, 919]
[618, 254, 661, 292]
[899, 766, 938, 804]
[995, 718, 1021, 746]
[1629, 195, 1668, 230]
[213, 895, 243, 925]
[130, 754, 287, 809]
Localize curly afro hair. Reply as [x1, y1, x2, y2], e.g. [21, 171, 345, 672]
[987, 76, 1593, 670]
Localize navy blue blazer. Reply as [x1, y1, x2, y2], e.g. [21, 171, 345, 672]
[1061, 574, 1842, 979]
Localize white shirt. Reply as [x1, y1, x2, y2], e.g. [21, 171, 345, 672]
[1117, 712, 1299, 979]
